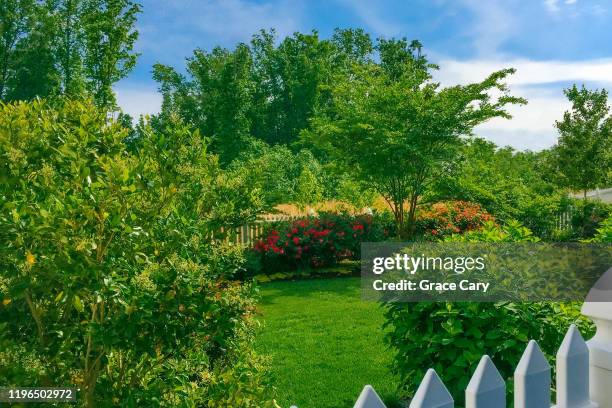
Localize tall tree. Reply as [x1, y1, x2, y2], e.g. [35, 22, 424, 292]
[153, 28, 375, 161]
[552, 85, 612, 198]
[1, 0, 140, 107]
[305, 44, 526, 237]
[7, 1, 60, 100]
[153, 43, 255, 164]
[81, 0, 141, 108]
[0, 0, 35, 100]
[53, 0, 86, 96]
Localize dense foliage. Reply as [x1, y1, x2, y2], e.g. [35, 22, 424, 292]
[549, 85, 611, 196]
[414, 201, 495, 240]
[1, 8, 610, 405]
[384, 222, 593, 405]
[430, 138, 612, 240]
[431, 139, 561, 227]
[227, 142, 325, 209]
[587, 216, 612, 243]
[0, 0, 140, 109]
[0, 100, 276, 407]
[152, 28, 374, 164]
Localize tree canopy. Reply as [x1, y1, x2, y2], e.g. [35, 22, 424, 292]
[0, 0, 140, 109]
[551, 85, 612, 197]
[303, 43, 526, 236]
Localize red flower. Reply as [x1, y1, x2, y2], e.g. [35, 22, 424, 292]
[292, 237, 300, 245]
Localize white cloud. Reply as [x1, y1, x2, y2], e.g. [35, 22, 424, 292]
[433, 58, 612, 150]
[434, 58, 612, 87]
[545, 0, 561, 13]
[114, 85, 162, 119]
[458, 0, 516, 57]
[472, 91, 569, 151]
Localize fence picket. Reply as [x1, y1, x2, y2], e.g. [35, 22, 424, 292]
[465, 355, 505, 408]
[554, 324, 596, 408]
[409, 369, 454, 408]
[353, 385, 387, 408]
[514, 340, 551, 408]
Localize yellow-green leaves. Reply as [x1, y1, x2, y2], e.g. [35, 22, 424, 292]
[0, 98, 272, 406]
[72, 295, 84, 313]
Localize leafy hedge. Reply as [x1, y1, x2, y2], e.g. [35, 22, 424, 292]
[0, 100, 276, 407]
[248, 213, 391, 274]
[587, 215, 612, 243]
[384, 221, 594, 406]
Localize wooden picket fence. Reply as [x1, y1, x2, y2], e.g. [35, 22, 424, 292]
[220, 215, 299, 246]
[289, 302, 612, 408]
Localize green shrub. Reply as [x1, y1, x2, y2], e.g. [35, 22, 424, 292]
[229, 144, 326, 208]
[384, 221, 593, 406]
[445, 220, 539, 242]
[517, 196, 611, 241]
[587, 215, 612, 243]
[569, 199, 612, 239]
[414, 201, 495, 240]
[0, 100, 276, 407]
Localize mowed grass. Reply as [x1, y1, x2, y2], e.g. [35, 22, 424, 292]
[255, 277, 401, 408]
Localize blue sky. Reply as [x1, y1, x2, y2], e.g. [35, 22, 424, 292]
[115, 0, 612, 150]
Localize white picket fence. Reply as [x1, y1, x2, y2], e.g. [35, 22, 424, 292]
[290, 301, 612, 408]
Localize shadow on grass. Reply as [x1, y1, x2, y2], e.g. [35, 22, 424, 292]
[256, 276, 365, 306]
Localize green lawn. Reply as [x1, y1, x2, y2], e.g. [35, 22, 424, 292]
[255, 277, 401, 408]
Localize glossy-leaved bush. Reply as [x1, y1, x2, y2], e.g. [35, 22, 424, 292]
[384, 221, 594, 406]
[0, 100, 276, 407]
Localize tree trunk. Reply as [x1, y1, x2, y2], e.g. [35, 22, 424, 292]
[406, 194, 419, 238]
[582, 188, 589, 236]
[392, 199, 403, 238]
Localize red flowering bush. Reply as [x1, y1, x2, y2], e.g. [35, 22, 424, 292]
[415, 201, 495, 240]
[251, 213, 389, 273]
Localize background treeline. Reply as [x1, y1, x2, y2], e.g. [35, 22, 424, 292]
[2, 3, 609, 234]
[153, 28, 375, 160]
[1, 0, 139, 108]
[151, 29, 609, 239]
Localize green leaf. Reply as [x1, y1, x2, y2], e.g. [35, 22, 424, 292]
[73, 295, 84, 313]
